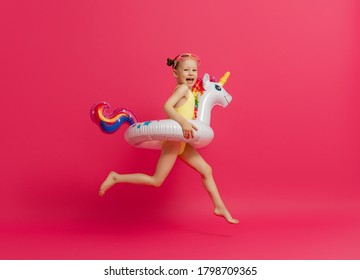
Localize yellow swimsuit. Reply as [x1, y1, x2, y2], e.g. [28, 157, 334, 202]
[175, 89, 195, 155]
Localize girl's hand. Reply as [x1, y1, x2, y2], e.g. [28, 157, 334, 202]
[181, 121, 198, 139]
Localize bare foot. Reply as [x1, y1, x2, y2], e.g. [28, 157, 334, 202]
[214, 207, 239, 224]
[99, 171, 117, 197]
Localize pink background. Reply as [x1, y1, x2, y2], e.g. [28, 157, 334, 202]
[1, 0, 359, 259]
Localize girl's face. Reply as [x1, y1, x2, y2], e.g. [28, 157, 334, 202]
[173, 59, 198, 88]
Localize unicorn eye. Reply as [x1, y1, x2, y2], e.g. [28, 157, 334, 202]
[215, 85, 222, 91]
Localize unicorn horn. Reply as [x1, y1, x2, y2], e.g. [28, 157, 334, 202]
[219, 71, 230, 86]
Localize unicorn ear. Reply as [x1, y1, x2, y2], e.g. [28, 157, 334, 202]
[203, 73, 210, 85]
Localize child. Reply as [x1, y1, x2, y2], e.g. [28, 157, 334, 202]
[99, 53, 239, 224]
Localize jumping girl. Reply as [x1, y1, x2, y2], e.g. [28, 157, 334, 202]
[99, 53, 239, 224]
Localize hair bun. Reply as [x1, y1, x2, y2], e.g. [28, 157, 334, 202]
[167, 58, 174, 67]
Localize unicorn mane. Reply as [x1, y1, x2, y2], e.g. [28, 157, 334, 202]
[191, 76, 217, 119]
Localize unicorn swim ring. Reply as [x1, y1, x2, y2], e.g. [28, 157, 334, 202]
[90, 72, 232, 149]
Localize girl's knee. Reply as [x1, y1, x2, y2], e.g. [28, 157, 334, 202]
[202, 163, 212, 177]
[152, 177, 165, 187]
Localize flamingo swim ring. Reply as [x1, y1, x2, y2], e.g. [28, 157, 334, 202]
[90, 72, 232, 149]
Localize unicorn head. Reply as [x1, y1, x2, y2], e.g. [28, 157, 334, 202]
[195, 72, 232, 125]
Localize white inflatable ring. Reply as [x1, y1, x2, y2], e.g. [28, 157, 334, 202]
[91, 72, 232, 150]
[124, 119, 214, 149]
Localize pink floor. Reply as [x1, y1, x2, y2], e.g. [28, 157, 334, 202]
[2, 183, 359, 260]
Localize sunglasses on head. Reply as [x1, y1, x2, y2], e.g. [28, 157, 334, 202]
[172, 53, 200, 68]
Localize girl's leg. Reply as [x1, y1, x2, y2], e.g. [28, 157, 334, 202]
[179, 145, 239, 224]
[99, 141, 180, 196]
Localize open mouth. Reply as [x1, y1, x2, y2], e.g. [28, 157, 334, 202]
[186, 78, 195, 83]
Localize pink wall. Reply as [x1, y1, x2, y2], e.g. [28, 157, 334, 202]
[1, 0, 359, 259]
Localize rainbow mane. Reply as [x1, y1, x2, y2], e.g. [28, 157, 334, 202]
[192, 79, 204, 119]
[90, 102, 138, 134]
[192, 76, 217, 119]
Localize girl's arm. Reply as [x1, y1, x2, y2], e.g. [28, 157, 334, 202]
[163, 84, 198, 139]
